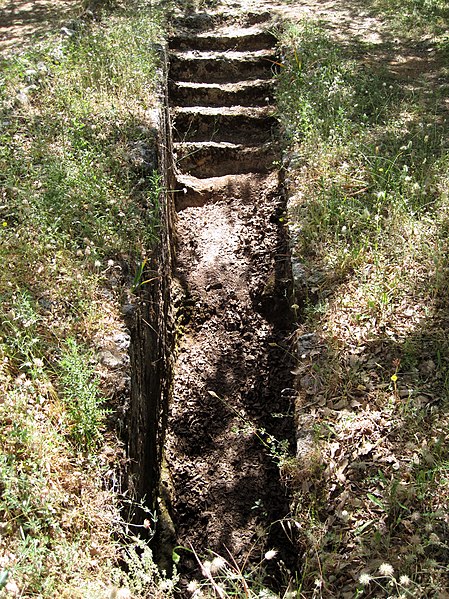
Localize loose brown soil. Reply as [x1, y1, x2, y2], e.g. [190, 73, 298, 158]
[168, 174, 295, 546]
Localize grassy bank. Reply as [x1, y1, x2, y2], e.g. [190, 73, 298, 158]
[369, 0, 449, 41]
[0, 2, 177, 596]
[277, 6, 449, 598]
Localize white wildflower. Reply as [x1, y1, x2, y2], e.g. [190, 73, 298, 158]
[399, 575, 411, 587]
[201, 560, 212, 575]
[210, 556, 226, 573]
[359, 572, 371, 586]
[379, 563, 394, 576]
[259, 589, 278, 598]
[186, 580, 199, 593]
[264, 549, 277, 560]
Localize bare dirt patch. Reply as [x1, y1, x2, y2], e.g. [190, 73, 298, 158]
[0, 0, 81, 53]
[166, 173, 296, 578]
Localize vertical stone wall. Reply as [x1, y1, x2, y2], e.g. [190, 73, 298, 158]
[127, 44, 176, 513]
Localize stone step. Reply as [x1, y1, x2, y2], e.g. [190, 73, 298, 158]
[172, 11, 273, 33]
[174, 172, 272, 210]
[169, 29, 276, 52]
[169, 49, 277, 84]
[174, 141, 277, 178]
[172, 106, 276, 144]
[169, 79, 275, 108]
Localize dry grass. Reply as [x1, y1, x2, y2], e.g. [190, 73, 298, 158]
[277, 9, 449, 597]
[0, 2, 176, 596]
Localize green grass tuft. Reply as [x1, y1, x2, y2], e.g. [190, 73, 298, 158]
[59, 338, 107, 450]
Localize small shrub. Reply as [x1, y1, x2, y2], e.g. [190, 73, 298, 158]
[59, 338, 106, 450]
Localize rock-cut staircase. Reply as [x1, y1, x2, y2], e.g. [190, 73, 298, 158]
[169, 13, 278, 190]
[165, 8, 294, 579]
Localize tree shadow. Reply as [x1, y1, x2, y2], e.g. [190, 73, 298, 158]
[169, 171, 297, 584]
[0, 0, 81, 51]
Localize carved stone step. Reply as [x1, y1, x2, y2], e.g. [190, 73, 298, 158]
[172, 11, 273, 33]
[172, 106, 276, 144]
[170, 29, 276, 52]
[174, 141, 277, 178]
[169, 49, 277, 84]
[169, 79, 275, 108]
[174, 172, 275, 210]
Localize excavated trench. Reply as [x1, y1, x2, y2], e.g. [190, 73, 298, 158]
[159, 7, 299, 590]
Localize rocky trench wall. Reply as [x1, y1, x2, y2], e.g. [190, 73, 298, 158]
[127, 44, 176, 513]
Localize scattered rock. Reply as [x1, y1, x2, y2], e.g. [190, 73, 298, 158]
[15, 90, 30, 106]
[99, 350, 122, 369]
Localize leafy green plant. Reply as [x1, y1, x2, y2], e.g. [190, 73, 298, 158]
[119, 539, 179, 597]
[59, 338, 106, 450]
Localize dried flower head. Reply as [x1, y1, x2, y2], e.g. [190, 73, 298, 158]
[359, 573, 371, 586]
[186, 580, 199, 593]
[399, 575, 411, 587]
[210, 556, 226, 573]
[5, 580, 19, 597]
[379, 563, 394, 577]
[264, 549, 278, 560]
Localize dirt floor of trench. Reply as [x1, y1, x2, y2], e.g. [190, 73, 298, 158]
[165, 172, 296, 560]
